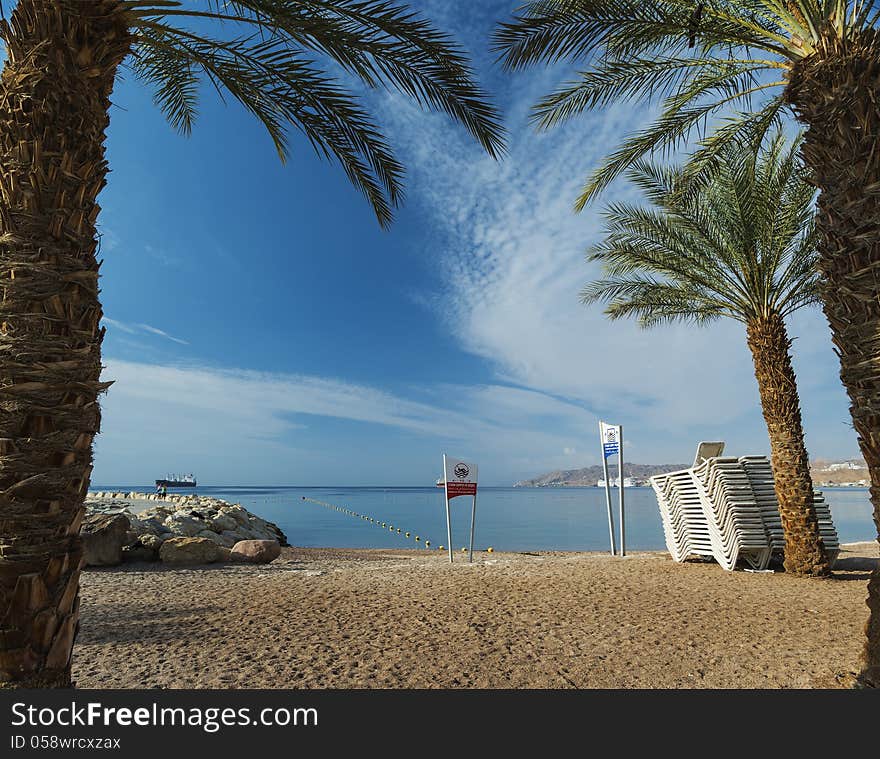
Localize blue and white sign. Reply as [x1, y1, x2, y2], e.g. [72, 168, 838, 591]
[601, 422, 621, 459]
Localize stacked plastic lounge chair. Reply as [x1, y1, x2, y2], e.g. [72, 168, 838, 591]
[739, 455, 840, 565]
[739, 456, 785, 555]
[650, 442, 840, 571]
[691, 456, 773, 570]
[810, 492, 841, 564]
[652, 469, 714, 563]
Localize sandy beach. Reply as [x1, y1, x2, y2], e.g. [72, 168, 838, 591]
[71, 542, 877, 689]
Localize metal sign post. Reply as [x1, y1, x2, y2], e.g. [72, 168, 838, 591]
[443, 454, 453, 564]
[600, 421, 624, 557]
[618, 426, 626, 557]
[468, 492, 477, 563]
[600, 422, 617, 556]
[441, 454, 479, 564]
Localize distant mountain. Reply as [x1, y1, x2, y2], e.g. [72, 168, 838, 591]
[516, 457, 871, 488]
[514, 463, 689, 488]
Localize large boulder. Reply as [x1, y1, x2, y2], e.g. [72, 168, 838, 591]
[130, 516, 167, 537]
[226, 505, 251, 525]
[195, 529, 227, 546]
[208, 514, 238, 533]
[230, 539, 281, 564]
[159, 537, 223, 565]
[164, 514, 206, 537]
[81, 513, 131, 566]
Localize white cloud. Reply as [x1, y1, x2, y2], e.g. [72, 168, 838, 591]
[97, 226, 119, 253]
[380, 92, 753, 418]
[94, 359, 601, 485]
[135, 323, 189, 345]
[103, 317, 189, 345]
[370, 59, 858, 462]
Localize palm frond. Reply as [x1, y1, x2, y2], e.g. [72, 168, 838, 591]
[584, 131, 819, 328]
[581, 275, 729, 326]
[131, 39, 200, 134]
[494, 0, 879, 205]
[531, 55, 766, 130]
[128, 0, 506, 226]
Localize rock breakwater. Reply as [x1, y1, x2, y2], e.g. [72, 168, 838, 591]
[81, 492, 288, 567]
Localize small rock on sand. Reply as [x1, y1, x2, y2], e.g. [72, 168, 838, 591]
[231, 539, 281, 564]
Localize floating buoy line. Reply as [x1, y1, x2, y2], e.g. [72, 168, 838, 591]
[298, 497, 495, 555]
[301, 496, 438, 549]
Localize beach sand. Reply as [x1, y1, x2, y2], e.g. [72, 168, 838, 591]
[72, 543, 878, 689]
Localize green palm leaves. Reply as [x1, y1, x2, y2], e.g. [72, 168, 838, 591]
[582, 133, 819, 326]
[127, 1, 506, 227]
[492, 1, 878, 207]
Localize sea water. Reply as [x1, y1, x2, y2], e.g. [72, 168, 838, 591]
[91, 485, 877, 552]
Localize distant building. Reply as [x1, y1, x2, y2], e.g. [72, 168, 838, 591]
[822, 460, 866, 472]
[597, 477, 636, 488]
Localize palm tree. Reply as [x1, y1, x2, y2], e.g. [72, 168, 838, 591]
[0, 0, 503, 688]
[494, 0, 880, 686]
[583, 134, 829, 577]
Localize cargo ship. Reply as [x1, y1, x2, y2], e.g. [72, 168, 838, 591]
[155, 473, 197, 488]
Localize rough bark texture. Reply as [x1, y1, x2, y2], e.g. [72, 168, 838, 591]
[0, 1, 128, 688]
[786, 28, 880, 686]
[746, 313, 830, 576]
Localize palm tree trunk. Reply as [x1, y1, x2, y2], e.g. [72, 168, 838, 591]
[786, 29, 880, 686]
[0, 0, 129, 688]
[746, 312, 830, 576]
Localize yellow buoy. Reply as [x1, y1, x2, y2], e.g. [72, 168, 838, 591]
[439, 546, 445, 551]
[415, 536, 420, 542]
[425, 541, 431, 548]
[405, 532, 410, 538]
[487, 547, 494, 553]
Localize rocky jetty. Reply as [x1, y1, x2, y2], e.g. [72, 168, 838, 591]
[81, 492, 288, 567]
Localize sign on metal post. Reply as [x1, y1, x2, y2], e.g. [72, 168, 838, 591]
[600, 421, 625, 556]
[441, 454, 478, 563]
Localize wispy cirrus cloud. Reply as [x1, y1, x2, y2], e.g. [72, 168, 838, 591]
[363, 4, 858, 462]
[103, 317, 189, 345]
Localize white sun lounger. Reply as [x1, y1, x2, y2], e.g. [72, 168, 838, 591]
[650, 443, 840, 571]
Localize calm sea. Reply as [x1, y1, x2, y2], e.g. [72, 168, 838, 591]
[91, 485, 878, 552]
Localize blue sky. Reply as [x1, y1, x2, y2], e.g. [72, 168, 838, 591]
[92, 0, 859, 486]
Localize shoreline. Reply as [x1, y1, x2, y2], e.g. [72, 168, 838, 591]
[86, 486, 876, 553]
